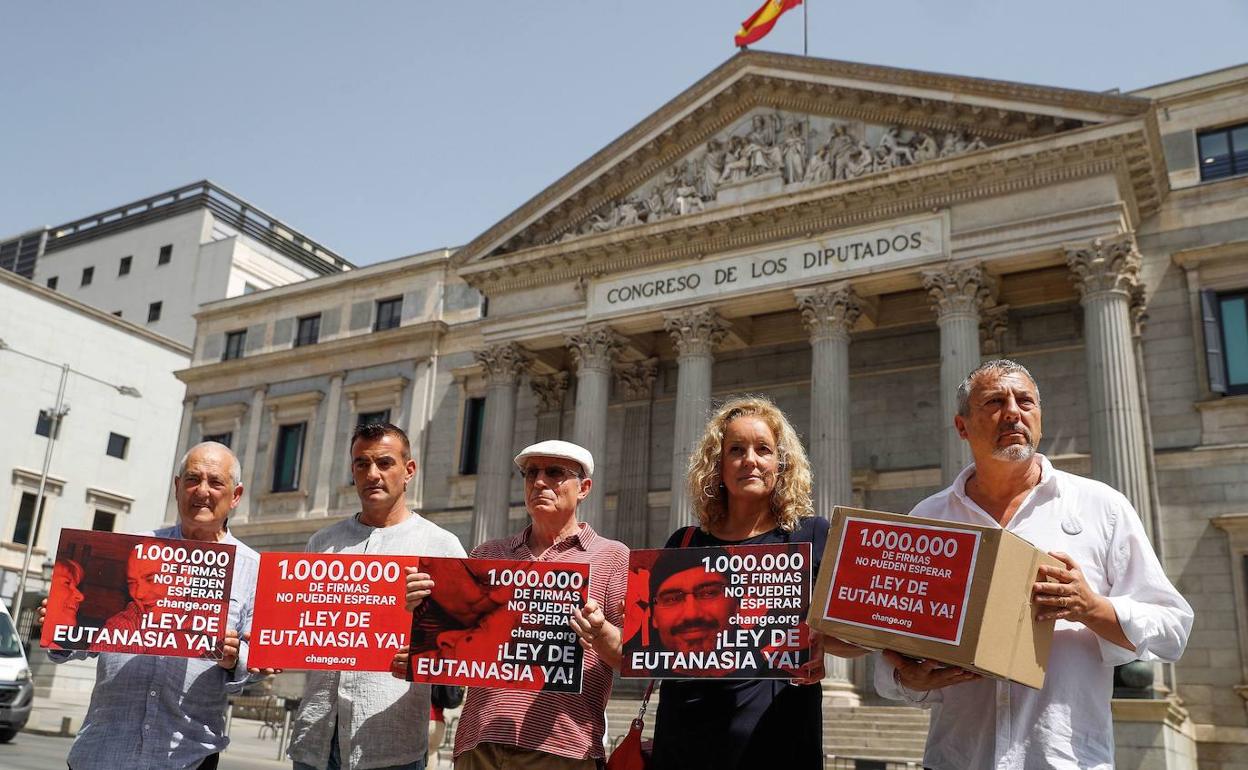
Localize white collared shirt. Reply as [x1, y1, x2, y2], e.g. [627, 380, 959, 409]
[874, 454, 1193, 770]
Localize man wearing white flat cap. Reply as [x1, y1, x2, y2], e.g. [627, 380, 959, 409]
[404, 439, 629, 770]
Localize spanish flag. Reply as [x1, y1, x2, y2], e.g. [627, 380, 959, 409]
[734, 0, 802, 47]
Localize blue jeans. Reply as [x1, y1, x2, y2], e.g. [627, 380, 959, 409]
[293, 732, 427, 770]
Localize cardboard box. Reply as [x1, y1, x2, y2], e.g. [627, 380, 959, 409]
[809, 506, 1060, 689]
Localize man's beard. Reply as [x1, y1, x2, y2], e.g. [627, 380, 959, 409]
[993, 422, 1037, 461]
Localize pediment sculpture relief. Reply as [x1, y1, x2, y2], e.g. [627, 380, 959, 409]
[556, 111, 992, 243]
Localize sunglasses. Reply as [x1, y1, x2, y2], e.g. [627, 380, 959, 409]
[519, 465, 582, 483]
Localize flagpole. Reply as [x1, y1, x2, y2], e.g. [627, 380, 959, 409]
[803, 0, 809, 56]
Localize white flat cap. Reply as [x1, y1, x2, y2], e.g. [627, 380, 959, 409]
[513, 440, 594, 477]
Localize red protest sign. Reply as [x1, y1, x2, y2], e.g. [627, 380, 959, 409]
[249, 553, 417, 671]
[820, 517, 981, 645]
[42, 529, 235, 658]
[405, 556, 588, 693]
[620, 543, 812, 679]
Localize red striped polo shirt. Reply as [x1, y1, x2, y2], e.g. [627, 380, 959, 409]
[453, 521, 629, 761]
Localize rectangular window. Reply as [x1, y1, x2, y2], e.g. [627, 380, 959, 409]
[202, 432, 233, 448]
[12, 493, 47, 546]
[1198, 123, 1248, 182]
[35, 409, 62, 438]
[295, 314, 321, 347]
[147, 301, 162, 323]
[158, 244, 173, 265]
[46, 276, 58, 290]
[92, 510, 116, 532]
[1219, 290, 1248, 395]
[458, 397, 486, 475]
[81, 266, 94, 286]
[223, 330, 246, 361]
[374, 297, 403, 331]
[118, 255, 132, 276]
[106, 432, 129, 459]
[357, 409, 391, 427]
[272, 423, 306, 492]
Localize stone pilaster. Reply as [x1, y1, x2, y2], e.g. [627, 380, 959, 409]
[530, 372, 570, 441]
[406, 360, 433, 510]
[471, 342, 530, 547]
[236, 386, 267, 523]
[1066, 236, 1152, 529]
[566, 325, 624, 533]
[663, 307, 728, 533]
[923, 264, 997, 484]
[166, 396, 197, 524]
[311, 373, 345, 516]
[614, 358, 658, 546]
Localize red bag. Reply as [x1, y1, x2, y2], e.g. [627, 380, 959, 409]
[606, 680, 655, 770]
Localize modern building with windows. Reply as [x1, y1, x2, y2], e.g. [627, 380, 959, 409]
[171, 54, 1248, 766]
[0, 180, 355, 347]
[0, 268, 190, 711]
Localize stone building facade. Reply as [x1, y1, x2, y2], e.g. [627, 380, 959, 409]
[175, 54, 1248, 767]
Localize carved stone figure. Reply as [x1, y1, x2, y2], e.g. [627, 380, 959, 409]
[842, 141, 875, 179]
[939, 131, 963, 158]
[746, 114, 779, 149]
[719, 136, 752, 183]
[877, 127, 915, 168]
[616, 199, 642, 227]
[781, 123, 807, 184]
[826, 126, 856, 179]
[911, 131, 939, 163]
[698, 139, 724, 199]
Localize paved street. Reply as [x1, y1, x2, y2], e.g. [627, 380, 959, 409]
[0, 720, 288, 770]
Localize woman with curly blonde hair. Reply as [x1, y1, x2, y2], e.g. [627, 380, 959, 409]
[649, 395, 865, 770]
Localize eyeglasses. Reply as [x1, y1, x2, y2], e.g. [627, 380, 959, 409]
[519, 465, 581, 483]
[653, 582, 726, 609]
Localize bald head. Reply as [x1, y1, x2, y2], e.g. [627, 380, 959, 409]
[178, 442, 241, 487]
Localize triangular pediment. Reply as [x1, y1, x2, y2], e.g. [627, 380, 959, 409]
[454, 51, 1154, 272]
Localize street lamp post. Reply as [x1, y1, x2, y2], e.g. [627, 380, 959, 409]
[0, 337, 142, 629]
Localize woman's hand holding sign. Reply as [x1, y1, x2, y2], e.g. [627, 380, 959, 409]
[570, 598, 622, 669]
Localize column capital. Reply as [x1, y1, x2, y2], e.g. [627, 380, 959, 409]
[476, 342, 531, 385]
[795, 283, 863, 342]
[614, 358, 659, 401]
[566, 324, 624, 372]
[922, 263, 997, 320]
[663, 306, 728, 357]
[530, 371, 570, 413]
[980, 304, 1009, 355]
[1065, 235, 1142, 302]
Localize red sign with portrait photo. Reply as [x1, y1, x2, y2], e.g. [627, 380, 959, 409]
[404, 556, 589, 693]
[620, 543, 812, 679]
[249, 553, 418, 671]
[820, 517, 981, 645]
[41, 529, 235, 658]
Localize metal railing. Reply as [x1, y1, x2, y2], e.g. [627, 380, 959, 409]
[44, 180, 354, 275]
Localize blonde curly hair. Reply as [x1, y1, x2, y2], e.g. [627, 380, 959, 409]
[687, 395, 814, 533]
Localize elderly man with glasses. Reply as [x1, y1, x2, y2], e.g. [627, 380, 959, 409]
[406, 440, 629, 770]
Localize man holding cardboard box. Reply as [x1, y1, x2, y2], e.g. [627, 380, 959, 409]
[874, 360, 1192, 770]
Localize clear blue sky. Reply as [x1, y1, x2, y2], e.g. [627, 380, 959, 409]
[2, 1, 1244, 266]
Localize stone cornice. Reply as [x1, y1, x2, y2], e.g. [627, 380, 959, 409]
[461, 121, 1159, 294]
[177, 320, 448, 389]
[453, 52, 1151, 270]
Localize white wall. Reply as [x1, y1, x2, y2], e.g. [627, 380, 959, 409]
[31, 210, 214, 346]
[0, 273, 190, 598]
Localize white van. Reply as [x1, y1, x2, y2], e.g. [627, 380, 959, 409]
[0, 602, 33, 742]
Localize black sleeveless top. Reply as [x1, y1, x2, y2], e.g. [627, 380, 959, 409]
[649, 515, 829, 770]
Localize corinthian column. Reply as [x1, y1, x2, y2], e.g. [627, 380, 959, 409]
[614, 359, 658, 546]
[795, 283, 861, 519]
[471, 342, 530, 547]
[530, 372, 570, 441]
[663, 307, 728, 533]
[923, 264, 997, 484]
[566, 325, 623, 533]
[1066, 236, 1152, 527]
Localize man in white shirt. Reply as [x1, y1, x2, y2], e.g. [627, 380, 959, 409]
[875, 359, 1192, 770]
